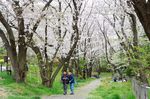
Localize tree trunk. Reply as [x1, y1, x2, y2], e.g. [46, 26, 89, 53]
[10, 51, 27, 82]
[130, 0, 150, 40]
[13, 2, 27, 82]
[87, 65, 92, 77]
[74, 59, 79, 77]
[69, 59, 73, 72]
[42, 79, 54, 88]
[83, 68, 86, 79]
[0, 12, 27, 82]
[42, 63, 64, 88]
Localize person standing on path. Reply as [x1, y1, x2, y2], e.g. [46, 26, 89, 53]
[68, 71, 75, 95]
[61, 71, 69, 95]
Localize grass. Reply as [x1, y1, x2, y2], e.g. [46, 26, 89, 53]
[88, 73, 136, 99]
[0, 65, 94, 99]
[75, 77, 94, 88]
[149, 90, 150, 99]
[0, 72, 47, 99]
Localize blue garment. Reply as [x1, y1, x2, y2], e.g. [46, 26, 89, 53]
[61, 74, 69, 84]
[70, 83, 74, 94]
[68, 74, 75, 84]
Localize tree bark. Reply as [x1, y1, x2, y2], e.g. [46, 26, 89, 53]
[0, 10, 27, 82]
[130, 0, 150, 40]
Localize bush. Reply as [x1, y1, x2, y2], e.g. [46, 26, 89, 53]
[125, 67, 134, 77]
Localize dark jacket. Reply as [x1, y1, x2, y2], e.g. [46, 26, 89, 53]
[68, 74, 75, 84]
[61, 74, 69, 84]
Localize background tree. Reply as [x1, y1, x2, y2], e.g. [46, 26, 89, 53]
[129, 0, 150, 40]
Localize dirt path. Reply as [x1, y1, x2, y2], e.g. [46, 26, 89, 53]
[43, 79, 101, 99]
[0, 88, 7, 97]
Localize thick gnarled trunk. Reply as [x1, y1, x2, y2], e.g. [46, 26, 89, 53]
[0, 9, 27, 83]
[130, 0, 150, 40]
